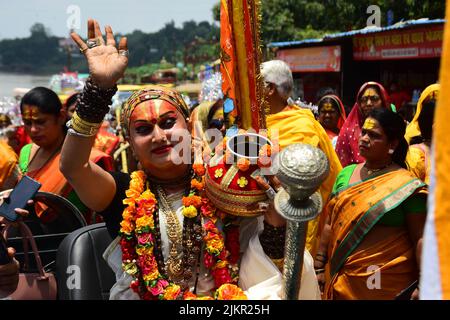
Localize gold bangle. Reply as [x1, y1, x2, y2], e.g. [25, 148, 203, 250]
[71, 112, 102, 135]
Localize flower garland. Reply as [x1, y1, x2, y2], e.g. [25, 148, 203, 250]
[120, 165, 246, 300]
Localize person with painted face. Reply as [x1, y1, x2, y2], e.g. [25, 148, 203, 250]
[316, 108, 427, 300]
[60, 20, 320, 300]
[336, 82, 391, 167]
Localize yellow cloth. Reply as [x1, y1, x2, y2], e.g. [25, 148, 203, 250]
[0, 140, 18, 189]
[324, 170, 425, 299]
[405, 83, 440, 144]
[406, 144, 430, 184]
[421, 2, 450, 299]
[266, 105, 342, 255]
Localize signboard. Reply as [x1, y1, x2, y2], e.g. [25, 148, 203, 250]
[277, 46, 341, 72]
[353, 25, 443, 60]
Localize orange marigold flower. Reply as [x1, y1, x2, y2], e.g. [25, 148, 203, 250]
[142, 268, 160, 282]
[163, 284, 181, 300]
[120, 219, 134, 234]
[237, 158, 250, 172]
[193, 163, 206, 176]
[182, 195, 202, 208]
[135, 214, 155, 229]
[183, 291, 198, 300]
[191, 177, 205, 191]
[196, 296, 215, 300]
[215, 284, 248, 300]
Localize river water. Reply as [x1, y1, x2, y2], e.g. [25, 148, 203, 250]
[0, 72, 51, 98]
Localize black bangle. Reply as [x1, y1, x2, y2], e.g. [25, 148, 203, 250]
[259, 221, 286, 259]
[75, 77, 118, 123]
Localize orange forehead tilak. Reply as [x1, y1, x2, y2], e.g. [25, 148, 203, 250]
[130, 100, 178, 124]
[22, 106, 40, 121]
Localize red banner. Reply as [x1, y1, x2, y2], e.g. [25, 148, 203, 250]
[353, 25, 443, 60]
[277, 46, 341, 72]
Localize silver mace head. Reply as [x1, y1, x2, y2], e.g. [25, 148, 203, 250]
[274, 143, 330, 223]
[272, 143, 330, 300]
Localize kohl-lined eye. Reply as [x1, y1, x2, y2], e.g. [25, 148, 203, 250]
[135, 124, 153, 135]
[159, 117, 176, 129]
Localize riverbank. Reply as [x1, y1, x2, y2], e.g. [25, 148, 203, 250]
[0, 72, 51, 97]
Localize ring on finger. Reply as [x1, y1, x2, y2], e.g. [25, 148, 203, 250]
[79, 47, 88, 53]
[118, 49, 129, 57]
[265, 186, 277, 200]
[86, 37, 102, 49]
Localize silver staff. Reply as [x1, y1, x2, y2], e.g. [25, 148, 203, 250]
[273, 143, 329, 300]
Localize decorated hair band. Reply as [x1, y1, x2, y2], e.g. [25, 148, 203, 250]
[121, 86, 190, 137]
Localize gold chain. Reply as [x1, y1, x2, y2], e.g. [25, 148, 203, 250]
[156, 185, 184, 281]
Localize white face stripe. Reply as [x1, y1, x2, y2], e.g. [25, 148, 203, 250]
[153, 99, 162, 118]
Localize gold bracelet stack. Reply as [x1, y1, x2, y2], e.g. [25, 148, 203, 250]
[69, 111, 102, 136]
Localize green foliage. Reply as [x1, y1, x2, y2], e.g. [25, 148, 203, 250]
[0, 21, 219, 75]
[215, 0, 446, 43]
[0, 23, 66, 73]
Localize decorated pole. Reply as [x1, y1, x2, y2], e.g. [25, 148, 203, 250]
[220, 0, 266, 131]
[274, 144, 329, 300]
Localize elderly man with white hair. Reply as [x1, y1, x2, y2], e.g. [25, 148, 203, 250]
[261, 60, 342, 258]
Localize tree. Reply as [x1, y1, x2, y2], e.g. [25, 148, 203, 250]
[29, 23, 51, 38]
[213, 0, 446, 43]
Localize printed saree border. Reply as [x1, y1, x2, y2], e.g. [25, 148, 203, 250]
[330, 178, 425, 276]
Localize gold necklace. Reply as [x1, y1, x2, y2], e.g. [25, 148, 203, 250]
[156, 185, 185, 282]
[363, 161, 392, 175]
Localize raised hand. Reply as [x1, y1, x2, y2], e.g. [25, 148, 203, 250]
[71, 19, 128, 89]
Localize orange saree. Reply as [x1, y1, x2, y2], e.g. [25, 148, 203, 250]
[19, 144, 113, 220]
[324, 170, 426, 300]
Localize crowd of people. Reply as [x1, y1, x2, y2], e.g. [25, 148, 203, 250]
[0, 19, 438, 300]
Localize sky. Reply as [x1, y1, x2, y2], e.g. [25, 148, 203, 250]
[0, 0, 218, 40]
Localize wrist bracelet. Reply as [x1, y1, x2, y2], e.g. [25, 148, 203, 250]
[75, 77, 117, 123]
[67, 127, 96, 138]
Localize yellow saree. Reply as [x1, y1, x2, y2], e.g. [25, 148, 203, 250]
[324, 169, 426, 300]
[406, 144, 431, 184]
[405, 84, 439, 144]
[267, 105, 342, 254]
[0, 140, 19, 190]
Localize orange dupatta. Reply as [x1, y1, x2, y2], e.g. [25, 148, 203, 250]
[324, 169, 426, 300]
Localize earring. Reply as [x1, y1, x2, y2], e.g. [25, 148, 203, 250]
[388, 148, 394, 155]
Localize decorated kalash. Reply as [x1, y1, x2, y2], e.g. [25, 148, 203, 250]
[203, 0, 274, 216]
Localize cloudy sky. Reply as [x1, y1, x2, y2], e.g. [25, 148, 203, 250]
[0, 0, 218, 40]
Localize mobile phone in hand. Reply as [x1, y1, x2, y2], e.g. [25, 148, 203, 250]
[0, 176, 41, 222]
